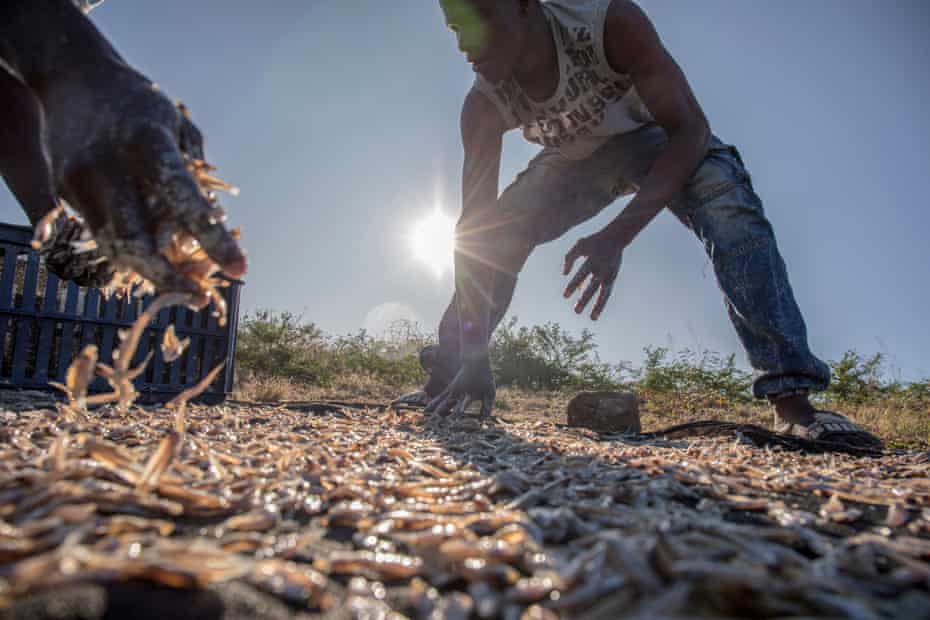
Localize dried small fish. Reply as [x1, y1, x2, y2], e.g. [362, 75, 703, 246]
[820, 493, 863, 524]
[136, 433, 181, 494]
[167, 361, 226, 414]
[222, 509, 279, 533]
[249, 559, 331, 609]
[3, 331, 929, 618]
[29, 203, 65, 250]
[161, 325, 190, 363]
[49, 345, 98, 411]
[886, 503, 912, 528]
[315, 550, 424, 580]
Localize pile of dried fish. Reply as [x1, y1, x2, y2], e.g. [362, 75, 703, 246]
[1, 397, 928, 618]
[31, 102, 239, 327]
[9, 108, 929, 617]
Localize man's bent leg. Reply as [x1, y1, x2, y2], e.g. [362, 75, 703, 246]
[428, 215, 535, 395]
[429, 277, 526, 395]
[426, 130, 664, 396]
[667, 138, 831, 400]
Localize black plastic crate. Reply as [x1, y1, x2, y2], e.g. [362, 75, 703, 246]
[0, 223, 241, 404]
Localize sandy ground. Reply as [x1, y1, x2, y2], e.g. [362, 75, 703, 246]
[1, 390, 928, 619]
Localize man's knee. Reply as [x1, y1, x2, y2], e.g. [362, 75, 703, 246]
[456, 209, 535, 276]
[688, 187, 775, 262]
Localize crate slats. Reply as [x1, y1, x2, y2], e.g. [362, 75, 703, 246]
[20, 253, 39, 312]
[0, 248, 19, 310]
[185, 337, 200, 387]
[0, 224, 240, 403]
[36, 323, 55, 383]
[168, 341, 183, 386]
[42, 274, 60, 314]
[10, 320, 31, 383]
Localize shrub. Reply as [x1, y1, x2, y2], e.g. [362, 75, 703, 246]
[823, 350, 891, 404]
[236, 310, 927, 412]
[236, 309, 428, 389]
[236, 310, 330, 383]
[636, 346, 753, 403]
[489, 318, 625, 391]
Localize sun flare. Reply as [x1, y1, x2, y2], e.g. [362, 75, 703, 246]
[409, 207, 456, 278]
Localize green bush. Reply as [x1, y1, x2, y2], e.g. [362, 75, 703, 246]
[236, 310, 428, 389]
[236, 310, 331, 383]
[489, 318, 626, 391]
[823, 350, 890, 404]
[236, 310, 930, 408]
[636, 346, 753, 402]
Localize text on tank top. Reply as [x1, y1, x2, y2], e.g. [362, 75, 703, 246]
[474, 0, 654, 160]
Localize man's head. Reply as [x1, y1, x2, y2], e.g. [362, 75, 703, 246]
[439, 0, 532, 84]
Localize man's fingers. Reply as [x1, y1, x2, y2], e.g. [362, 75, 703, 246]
[65, 158, 197, 296]
[102, 235, 202, 297]
[132, 124, 247, 279]
[179, 203, 248, 278]
[177, 106, 205, 161]
[574, 277, 600, 315]
[479, 393, 495, 419]
[155, 153, 246, 278]
[563, 238, 592, 276]
[453, 396, 472, 417]
[425, 387, 451, 413]
[427, 385, 461, 416]
[563, 247, 581, 276]
[563, 260, 592, 299]
[435, 392, 458, 417]
[591, 278, 615, 321]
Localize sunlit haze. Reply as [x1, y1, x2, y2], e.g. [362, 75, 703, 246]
[1, 1, 928, 379]
[409, 208, 457, 279]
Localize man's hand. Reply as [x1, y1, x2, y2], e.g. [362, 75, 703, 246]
[425, 355, 496, 418]
[49, 89, 246, 297]
[40, 215, 114, 288]
[0, 1, 246, 296]
[563, 230, 624, 321]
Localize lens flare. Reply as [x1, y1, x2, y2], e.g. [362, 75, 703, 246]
[409, 207, 456, 278]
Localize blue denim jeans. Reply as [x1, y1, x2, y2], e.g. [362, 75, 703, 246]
[432, 123, 830, 400]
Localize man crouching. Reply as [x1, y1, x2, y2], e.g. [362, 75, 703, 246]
[400, 0, 881, 450]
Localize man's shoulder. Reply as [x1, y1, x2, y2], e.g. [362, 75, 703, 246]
[602, 0, 663, 75]
[466, 80, 520, 133]
[603, 0, 650, 33]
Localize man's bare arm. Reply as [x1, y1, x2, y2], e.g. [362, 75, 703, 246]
[426, 89, 506, 417]
[456, 88, 506, 356]
[600, 0, 710, 245]
[0, 0, 246, 293]
[563, 1, 710, 319]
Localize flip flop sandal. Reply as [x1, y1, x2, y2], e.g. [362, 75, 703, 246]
[390, 390, 432, 409]
[775, 410, 884, 452]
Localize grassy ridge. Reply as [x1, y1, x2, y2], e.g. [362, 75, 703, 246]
[234, 310, 930, 449]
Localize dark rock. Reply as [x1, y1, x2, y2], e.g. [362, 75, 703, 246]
[566, 391, 640, 434]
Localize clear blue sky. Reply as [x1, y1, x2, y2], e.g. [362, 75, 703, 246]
[2, 1, 928, 380]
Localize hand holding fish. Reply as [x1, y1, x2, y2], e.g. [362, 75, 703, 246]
[0, 1, 246, 297]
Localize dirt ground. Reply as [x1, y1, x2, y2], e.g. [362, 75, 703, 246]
[1, 389, 928, 619]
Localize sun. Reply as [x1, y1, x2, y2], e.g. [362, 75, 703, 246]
[409, 207, 457, 278]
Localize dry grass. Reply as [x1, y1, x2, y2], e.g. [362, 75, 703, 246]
[497, 389, 930, 449]
[237, 372, 930, 449]
[234, 372, 419, 404]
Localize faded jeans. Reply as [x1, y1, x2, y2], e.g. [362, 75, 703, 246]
[431, 123, 831, 400]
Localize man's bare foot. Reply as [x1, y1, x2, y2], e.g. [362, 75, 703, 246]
[773, 392, 883, 451]
[774, 393, 817, 426]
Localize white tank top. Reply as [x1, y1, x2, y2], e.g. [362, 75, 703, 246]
[474, 0, 654, 160]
